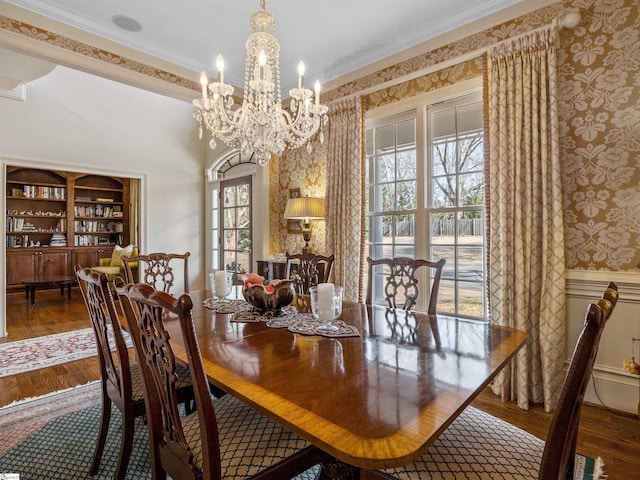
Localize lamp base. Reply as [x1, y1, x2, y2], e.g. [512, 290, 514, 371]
[301, 223, 313, 254]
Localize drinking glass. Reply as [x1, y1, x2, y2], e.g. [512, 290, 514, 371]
[209, 270, 233, 301]
[309, 284, 343, 332]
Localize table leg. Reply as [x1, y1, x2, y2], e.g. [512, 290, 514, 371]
[24, 285, 29, 301]
[29, 286, 35, 305]
[317, 459, 360, 480]
[67, 283, 72, 302]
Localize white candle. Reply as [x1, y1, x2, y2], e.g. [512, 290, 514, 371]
[317, 283, 334, 321]
[214, 270, 228, 297]
[216, 54, 225, 84]
[314, 80, 321, 106]
[200, 71, 208, 101]
[298, 60, 305, 89]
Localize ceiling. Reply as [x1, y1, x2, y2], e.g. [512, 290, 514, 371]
[3, 0, 526, 91]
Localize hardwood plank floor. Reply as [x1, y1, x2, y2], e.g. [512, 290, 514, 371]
[1, 288, 639, 478]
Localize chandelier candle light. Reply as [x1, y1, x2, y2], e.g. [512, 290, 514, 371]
[193, 0, 329, 166]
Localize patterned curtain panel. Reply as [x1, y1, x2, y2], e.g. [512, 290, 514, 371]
[325, 97, 365, 302]
[485, 27, 566, 412]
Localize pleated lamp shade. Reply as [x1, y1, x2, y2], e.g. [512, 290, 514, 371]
[283, 196, 325, 220]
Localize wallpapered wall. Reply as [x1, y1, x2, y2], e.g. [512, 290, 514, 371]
[271, 0, 640, 272]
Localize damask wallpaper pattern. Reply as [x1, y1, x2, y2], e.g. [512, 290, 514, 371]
[273, 0, 639, 271]
[2, 1, 636, 270]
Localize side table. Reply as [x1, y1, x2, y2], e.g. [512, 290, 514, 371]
[256, 260, 286, 281]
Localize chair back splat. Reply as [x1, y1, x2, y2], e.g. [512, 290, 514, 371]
[285, 252, 335, 294]
[115, 279, 328, 480]
[366, 256, 445, 313]
[122, 251, 190, 294]
[361, 281, 619, 480]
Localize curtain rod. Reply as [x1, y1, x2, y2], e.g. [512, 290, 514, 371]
[330, 12, 581, 106]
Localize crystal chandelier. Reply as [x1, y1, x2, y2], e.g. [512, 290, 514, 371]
[193, 0, 329, 166]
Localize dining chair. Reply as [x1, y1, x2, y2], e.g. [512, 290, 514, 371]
[122, 251, 190, 294]
[285, 252, 335, 294]
[366, 256, 446, 313]
[114, 279, 330, 480]
[74, 265, 195, 480]
[361, 281, 619, 480]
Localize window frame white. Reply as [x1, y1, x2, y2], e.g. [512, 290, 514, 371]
[365, 78, 486, 319]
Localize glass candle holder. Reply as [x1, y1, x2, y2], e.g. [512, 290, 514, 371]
[309, 283, 343, 332]
[209, 270, 232, 301]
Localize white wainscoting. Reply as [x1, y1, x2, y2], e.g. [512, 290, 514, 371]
[566, 269, 640, 415]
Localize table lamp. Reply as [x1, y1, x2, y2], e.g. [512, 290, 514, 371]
[284, 196, 325, 254]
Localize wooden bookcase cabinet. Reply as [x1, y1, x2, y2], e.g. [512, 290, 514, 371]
[5, 167, 130, 291]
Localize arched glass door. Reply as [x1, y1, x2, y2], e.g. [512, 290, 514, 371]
[219, 176, 252, 277]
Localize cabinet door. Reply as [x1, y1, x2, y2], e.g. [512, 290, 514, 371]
[7, 251, 37, 286]
[71, 247, 112, 269]
[38, 249, 71, 278]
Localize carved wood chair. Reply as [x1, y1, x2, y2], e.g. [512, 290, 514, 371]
[74, 265, 195, 480]
[361, 282, 619, 480]
[114, 279, 329, 480]
[122, 251, 190, 294]
[366, 257, 446, 313]
[285, 252, 335, 294]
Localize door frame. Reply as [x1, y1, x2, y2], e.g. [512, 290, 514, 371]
[204, 149, 269, 279]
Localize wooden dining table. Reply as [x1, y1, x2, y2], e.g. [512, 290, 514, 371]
[165, 290, 527, 471]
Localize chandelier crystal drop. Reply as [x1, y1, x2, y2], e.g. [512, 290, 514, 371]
[193, 0, 329, 166]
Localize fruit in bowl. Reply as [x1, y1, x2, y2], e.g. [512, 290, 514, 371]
[239, 273, 296, 312]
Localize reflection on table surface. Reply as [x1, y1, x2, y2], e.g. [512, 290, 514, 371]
[164, 290, 526, 469]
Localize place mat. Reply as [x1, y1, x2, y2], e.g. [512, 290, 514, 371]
[202, 298, 253, 314]
[232, 309, 360, 338]
[286, 318, 360, 338]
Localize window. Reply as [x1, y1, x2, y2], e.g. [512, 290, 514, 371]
[219, 176, 252, 275]
[366, 91, 486, 320]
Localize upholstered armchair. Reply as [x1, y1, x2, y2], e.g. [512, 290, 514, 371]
[91, 244, 138, 282]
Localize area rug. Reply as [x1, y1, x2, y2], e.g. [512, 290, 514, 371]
[0, 383, 320, 480]
[0, 327, 131, 378]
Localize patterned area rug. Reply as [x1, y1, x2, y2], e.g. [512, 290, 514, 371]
[0, 383, 320, 480]
[0, 327, 130, 378]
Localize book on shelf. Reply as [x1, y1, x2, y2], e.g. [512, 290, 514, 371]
[50, 233, 67, 246]
[96, 197, 114, 202]
[20, 185, 66, 199]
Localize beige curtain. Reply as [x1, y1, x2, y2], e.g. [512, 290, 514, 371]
[485, 27, 566, 412]
[325, 96, 365, 302]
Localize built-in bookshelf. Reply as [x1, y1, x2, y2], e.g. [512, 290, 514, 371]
[5, 166, 131, 291]
[6, 169, 68, 248]
[73, 174, 126, 247]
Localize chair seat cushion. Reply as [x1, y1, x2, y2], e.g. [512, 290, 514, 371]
[375, 406, 603, 480]
[128, 362, 192, 402]
[91, 266, 122, 277]
[377, 406, 544, 480]
[181, 393, 310, 476]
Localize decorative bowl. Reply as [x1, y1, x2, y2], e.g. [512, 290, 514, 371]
[239, 273, 296, 312]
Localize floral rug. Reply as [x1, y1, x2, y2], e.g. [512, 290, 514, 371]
[0, 327, 130, 378]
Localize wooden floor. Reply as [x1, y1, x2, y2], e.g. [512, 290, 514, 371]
[1, 288, 639, 478]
